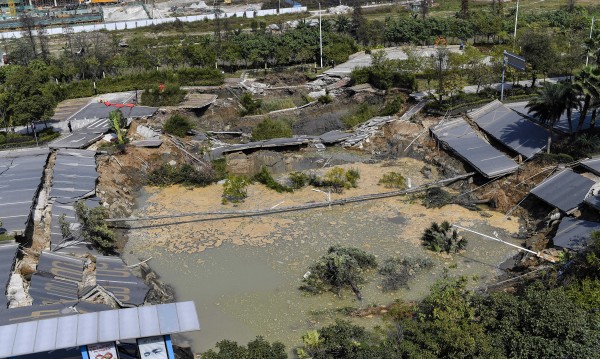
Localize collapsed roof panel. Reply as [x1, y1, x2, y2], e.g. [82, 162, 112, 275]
[0, 243, 18, 307]
[585, 195, 600, 211]
[431, 118, 519, 178]
[553, 217, 600, 251]
[580, 156, 600, 176]
[469, 100, 547, 159]
[0, 149, 49, 233]
[29, 274, 79, 305]
[530, 169, 596, 212]
[96, 256, 150, 306]
[36, 252, 84, 283]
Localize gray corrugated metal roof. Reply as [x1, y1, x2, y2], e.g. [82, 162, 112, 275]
[530, 169, 596, 212]
[431, 118, 519, 178]
[553, 217, 600, 251]
[580, 156, 600, 176]
[36, 252, 84, 282]
[96, 256, 149, 306]
[29, 274, 79, 304]
[469, 100, 547, 158]
[0, 149, 49, 233]
[585, 195, 600, 211]
[0, 301, 199, 357]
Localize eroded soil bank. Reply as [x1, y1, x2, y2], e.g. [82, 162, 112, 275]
[124, 159, 521, 354]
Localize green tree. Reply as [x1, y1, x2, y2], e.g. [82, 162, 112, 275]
[421, 221, 467, 253]
[251, 118, 292, 141]
[74, 201, 116, 254]
[573, 66, 600, 133]
[202, 337, 286, 359]
[239, 92, 262, 116]
[476, 283, 600, 359]
[108, 109, 126, 144]
[222, 175, 250, 204]
[300, 245, 377, 300]
[526, 83, 569, 153]
[520, 30, 559, 87]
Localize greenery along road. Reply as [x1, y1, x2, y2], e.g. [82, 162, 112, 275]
[0, 1, 597, 126]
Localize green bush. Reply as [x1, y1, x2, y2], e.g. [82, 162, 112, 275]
[422, 187, 453, 208]
[211, 158, 227, 180]
[252, 118, 292, 141]
[379, 96, 404, 116]
[379, 257, 433, 292]
[254, 167, 292, 193]
[147, 163, 215, 187]
[345, 168, 360, 188]
[289, 172, 310, 189]
[318, 94, 333, 104]
[62, 68, 223, 100]
[141, 83, 186, 107]
[222, 175, 250, 204]
[341, 103, 376, 128]
[422, 221, 467, 254]
[163, 114, 193, 137]
[240, 92, 263, 116]
[74, 201, 116, 255]
[379, 172, 408, 189]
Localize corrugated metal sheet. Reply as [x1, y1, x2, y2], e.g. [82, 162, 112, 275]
[553, 217, 600, 250]
[530, 169, 595, 212]
[431, 118, 519, 178]
[469, 100, 547, 159]
[0, 301, 199, 357]
[580, 156, 600, 176]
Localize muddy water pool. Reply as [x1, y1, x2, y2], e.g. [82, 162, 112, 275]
[124, 194, 521, 354]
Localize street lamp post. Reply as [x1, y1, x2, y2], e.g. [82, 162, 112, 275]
[513, 0, 519, 51]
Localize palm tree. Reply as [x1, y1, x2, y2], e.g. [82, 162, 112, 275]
[573, 67, 600, 133]
[526, 83, 568, 154]
[561, 82, 580, 134]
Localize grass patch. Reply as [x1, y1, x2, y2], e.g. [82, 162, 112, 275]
[147, 163, 215, 187]
[260, 98, 296, 113]
[342, 103, 377, 128]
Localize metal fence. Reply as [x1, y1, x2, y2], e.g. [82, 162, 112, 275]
[0, 6, 308, 39]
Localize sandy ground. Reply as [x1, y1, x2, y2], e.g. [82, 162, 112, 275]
[129, 159, 519, 254]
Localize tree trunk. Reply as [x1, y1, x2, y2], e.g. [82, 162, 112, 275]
[567, 107, 573, 134]
[546, 122, 554, 154]
[531, 72, 537, 88]
[349, 281, 362, 301]
[591, 108, 598, 129]
[577, 95, 591, 133]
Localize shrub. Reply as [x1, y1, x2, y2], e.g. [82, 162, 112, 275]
[147, 163, 215, 187]
[222, 175, 250, 203]
[380, 96, 404, 116]
[289, 171, 310, 189]
[163, 114, 192, 137]
[379, 172, 408, 189]
[341, 103, 376, 128]
[422, 221, 467, 253]
[379, 257, 434, 292]
[318, 94, 333, 104]
[251, 118, 292, 141]
[254, 167, 292, 193]
[344, 168, 360, 188]
[240, 92, 262, 116]
[422, 187, 453, 208]
[260, 98, 295, 113]
[141, 83, 186, 107]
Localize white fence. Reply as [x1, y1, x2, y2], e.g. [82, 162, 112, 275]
[0, 6, 307, 39]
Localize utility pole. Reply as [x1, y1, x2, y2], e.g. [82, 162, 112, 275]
[500, 51, 506, 102]
[512, 0, 519, 51]
[319, 2, 323, 68]
[586, 17, 595, 67]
